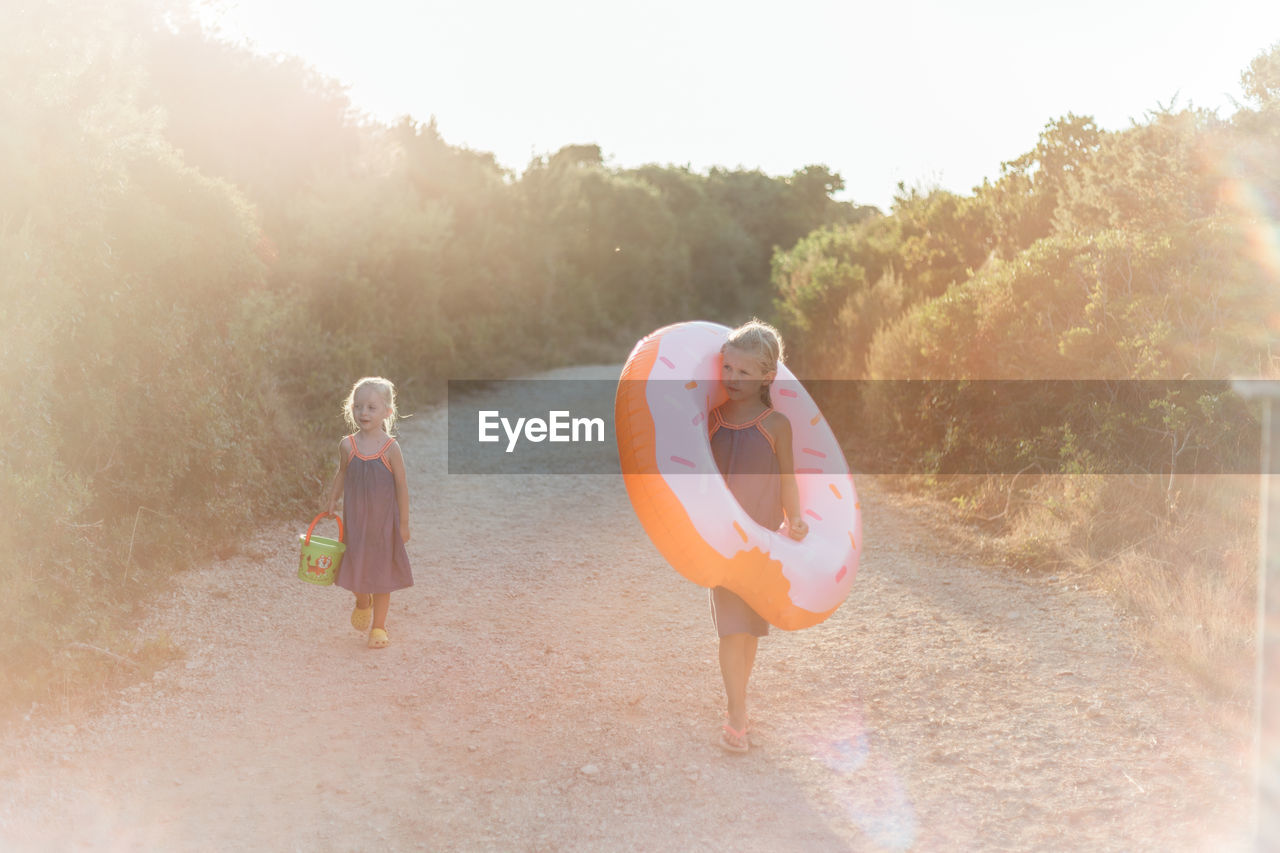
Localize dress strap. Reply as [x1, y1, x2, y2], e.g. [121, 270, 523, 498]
[347, 435, 395, 473]
[374, 437, 394, 473]
[709, 407, 777, 452]
[755, 418, 777, 453]
[714, 407, 773, 429]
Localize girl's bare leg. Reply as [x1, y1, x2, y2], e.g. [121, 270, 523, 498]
[371, 593, 391, 631]
[719, 634, 753, 734]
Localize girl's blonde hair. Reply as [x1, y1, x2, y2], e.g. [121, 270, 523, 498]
[722, 319, 785, 407]
[343, 376, 399, 436]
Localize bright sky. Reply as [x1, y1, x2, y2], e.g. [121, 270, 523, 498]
[204, 0, 1280, 210]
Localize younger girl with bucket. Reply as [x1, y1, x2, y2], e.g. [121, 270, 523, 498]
[709, 320, 808, 753]
[325, 377, 413, 649]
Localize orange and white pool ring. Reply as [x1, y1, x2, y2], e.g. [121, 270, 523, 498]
[615, 321, 861, 630]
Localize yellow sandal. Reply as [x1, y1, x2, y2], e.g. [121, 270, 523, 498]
[368, 628, 390, 649]
[351, 597, 373, 631]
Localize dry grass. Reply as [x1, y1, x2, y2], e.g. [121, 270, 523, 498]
[879, 472, 1260, 704]
[1097, 543, 1255, 699]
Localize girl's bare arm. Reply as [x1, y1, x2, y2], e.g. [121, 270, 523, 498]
[387, 440, 411, 543]
[325, 440, 349, 514]
[769, 413, 808, 540]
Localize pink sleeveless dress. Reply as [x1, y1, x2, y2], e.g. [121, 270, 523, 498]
[706, 405, 781, 637]
[337, 435, 413, 594]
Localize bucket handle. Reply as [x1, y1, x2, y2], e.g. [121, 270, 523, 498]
[305, 511, 344, 545]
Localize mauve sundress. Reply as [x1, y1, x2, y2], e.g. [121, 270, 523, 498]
[337, 435, 413, 594]
[707, 405, 781, 638]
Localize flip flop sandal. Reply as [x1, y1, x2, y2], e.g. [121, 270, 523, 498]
[368, 628, 390, 650]
[719, 723, 749, 754]
[351, 598, 373, 631]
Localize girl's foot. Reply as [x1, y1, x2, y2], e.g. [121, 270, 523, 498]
[724, 711, 752, 734]
[719, 723, 749, 754]
[351, 596, 373, 631]
[368, 628, 390, 649]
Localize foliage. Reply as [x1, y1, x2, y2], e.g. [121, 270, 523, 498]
[774, 40, 1280, 694]
[0, 0, 303, 706]
[773, 186, 990, 378]
[2, 1, 861, 711]
[1243, 40, 1280, 111]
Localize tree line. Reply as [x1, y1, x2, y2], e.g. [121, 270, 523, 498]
[0, 0, 869, 705]
[7, 0, 1274, 705]
[771, 43, 1280, 692]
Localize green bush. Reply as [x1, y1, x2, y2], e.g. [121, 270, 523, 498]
[1, 2, 865, 712]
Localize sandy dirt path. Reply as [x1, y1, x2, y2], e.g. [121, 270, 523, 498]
[0, 365, 1255, 851]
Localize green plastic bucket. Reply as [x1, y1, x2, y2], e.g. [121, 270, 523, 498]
[298, 512, 345, 586]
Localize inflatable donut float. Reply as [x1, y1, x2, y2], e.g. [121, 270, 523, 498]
[615, 321, 861, 630]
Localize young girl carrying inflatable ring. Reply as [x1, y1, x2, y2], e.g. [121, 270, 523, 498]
[708, 320, 807, 753]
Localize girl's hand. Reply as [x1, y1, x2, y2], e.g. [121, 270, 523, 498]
[787, 517, 809, 541]
[401, 522, 411, 544]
